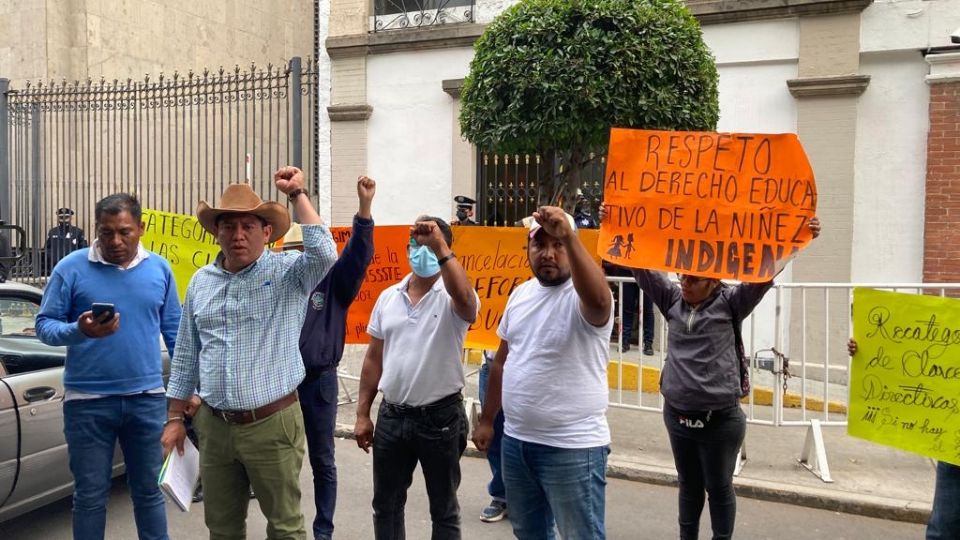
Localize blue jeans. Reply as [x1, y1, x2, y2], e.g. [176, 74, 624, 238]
[927, 461, 960, 539]
[63, 393, 168, 540]
[299, 369, 339, 539]
[478, 358, 506, 502]
[501, 434, 608, 540]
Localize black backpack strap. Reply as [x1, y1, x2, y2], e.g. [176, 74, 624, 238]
[725, 292, 750, 397]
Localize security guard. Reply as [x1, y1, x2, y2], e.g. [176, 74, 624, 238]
[453, 195, 479, 226]
[44, 207, 87, 272]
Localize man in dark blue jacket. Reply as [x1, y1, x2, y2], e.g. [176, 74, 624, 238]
[284, 176, 376, 540]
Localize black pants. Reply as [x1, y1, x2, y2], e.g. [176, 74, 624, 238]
[621, 281, 655, 345]
[663, 402, 746, 540]
[372, 394, 468, 540]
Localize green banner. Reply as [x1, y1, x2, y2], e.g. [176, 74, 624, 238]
[850, 288, 960, 466]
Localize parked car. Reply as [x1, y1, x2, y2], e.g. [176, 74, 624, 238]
[0, 280, 170, 523]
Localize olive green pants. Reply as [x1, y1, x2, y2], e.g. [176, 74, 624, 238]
[193, 402, 307, 540]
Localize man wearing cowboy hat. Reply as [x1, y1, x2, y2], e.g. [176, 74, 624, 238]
[162, 166, 337, 540]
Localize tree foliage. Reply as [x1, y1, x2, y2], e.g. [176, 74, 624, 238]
[459, 0, 719, 208]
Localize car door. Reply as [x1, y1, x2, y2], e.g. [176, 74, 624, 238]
[0, 290, 71, 521]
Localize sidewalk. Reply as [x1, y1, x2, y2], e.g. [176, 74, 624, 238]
[335, 346, 936, 525]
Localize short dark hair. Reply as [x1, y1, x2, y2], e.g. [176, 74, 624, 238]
[95, 193, 141, 223]
[416, 215, 454, 248]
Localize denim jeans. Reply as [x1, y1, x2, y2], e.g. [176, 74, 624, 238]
[927, 461, 960, 539]
[298, 369, 339, 539]
[663, 402, 746, 540]
[501, 434, 608, 540]
[478, 358, 506, 502]
[372, 395, 468, 540]
[62, 393, 168, 540]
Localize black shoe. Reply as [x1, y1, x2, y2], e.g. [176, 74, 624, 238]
[621, 342, 631, 352]
[192, 484, 203, 503]
[480, 499, 508, 522]
[643, 343, 654, 356]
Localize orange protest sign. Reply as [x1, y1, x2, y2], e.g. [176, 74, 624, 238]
[599, 128, 817, 282]
[341, 225, 601, 349]
[456, 226, 530, 350]
[340, 225, 411, 344]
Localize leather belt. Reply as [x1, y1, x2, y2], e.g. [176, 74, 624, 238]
[205, 392, 297, 425]
[382, 392, 463, 416]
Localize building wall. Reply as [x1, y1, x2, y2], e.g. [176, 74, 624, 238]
[0, 0, 314, 86]
[861, 0, 960, 53]
[316, 0, 333, 221]
[0, 0, 50, 81]
[923, 52, 960, 283]
[852, 51, 929, 282]
[366, 47, 475, 224]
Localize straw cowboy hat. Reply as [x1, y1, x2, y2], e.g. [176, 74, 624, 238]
[196, 183, 291, 243]
[272, 223, 303, 251]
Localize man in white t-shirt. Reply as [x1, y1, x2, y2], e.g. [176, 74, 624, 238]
[473, 205, 613, 540]
[354, 216, 480, 540]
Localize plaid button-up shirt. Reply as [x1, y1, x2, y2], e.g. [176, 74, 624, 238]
[166, 224, 337, 410]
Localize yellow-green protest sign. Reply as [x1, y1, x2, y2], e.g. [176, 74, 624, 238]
[141, 209, 220, 302]
[850, 288, 960, 466]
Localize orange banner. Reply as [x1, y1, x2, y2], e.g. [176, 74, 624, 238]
[599, 128, 817, 282]
[337, 226, 411, 343]
[342, 226, 599, 350]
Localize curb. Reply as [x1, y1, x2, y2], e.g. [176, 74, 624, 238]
[334, 424, 930, 525]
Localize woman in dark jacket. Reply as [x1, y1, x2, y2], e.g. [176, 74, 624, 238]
[602, 205, 820, 539]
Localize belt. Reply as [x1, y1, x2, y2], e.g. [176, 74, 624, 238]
[382, 392, 462, 416]
[205, 392, 298, 425]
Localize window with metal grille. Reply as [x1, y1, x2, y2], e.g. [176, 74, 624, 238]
[475, 150, 607, 227]
[373, 0, 475, 32]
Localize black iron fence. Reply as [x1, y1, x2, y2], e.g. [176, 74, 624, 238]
[475, 151, 606, 226]
[374, 0, 475, 32]
[0, 57, 318, 279]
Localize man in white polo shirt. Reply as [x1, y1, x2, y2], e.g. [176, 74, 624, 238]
[473, 206, 613, 540]
[354, 215, 479, 540]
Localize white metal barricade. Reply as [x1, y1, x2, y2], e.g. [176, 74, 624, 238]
[333, 279, 960, 484]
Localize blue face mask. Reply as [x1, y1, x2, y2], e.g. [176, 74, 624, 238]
[408, 244, 440, 278]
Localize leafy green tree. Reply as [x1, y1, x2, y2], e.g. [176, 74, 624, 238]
[460, 0, 719, 211]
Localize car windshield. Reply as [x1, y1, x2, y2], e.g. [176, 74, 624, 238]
[0, 298, 40, 337]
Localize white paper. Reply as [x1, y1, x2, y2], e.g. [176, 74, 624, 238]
[157, 437, 200, 512]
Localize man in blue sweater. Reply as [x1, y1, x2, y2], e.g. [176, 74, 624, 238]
[281, 176, 375, 540]
[36, 193, 181, 540]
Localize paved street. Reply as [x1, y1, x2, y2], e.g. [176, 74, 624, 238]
[0, 438, 924, 540]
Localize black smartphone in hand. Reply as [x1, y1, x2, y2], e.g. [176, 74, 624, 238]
[91, 303, 116, 321]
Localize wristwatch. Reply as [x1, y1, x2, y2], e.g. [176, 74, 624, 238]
[287, 188, 308, 203]
[437, 252, 456, 266]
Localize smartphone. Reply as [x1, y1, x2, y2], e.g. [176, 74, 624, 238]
[91, 303, 116, 321]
